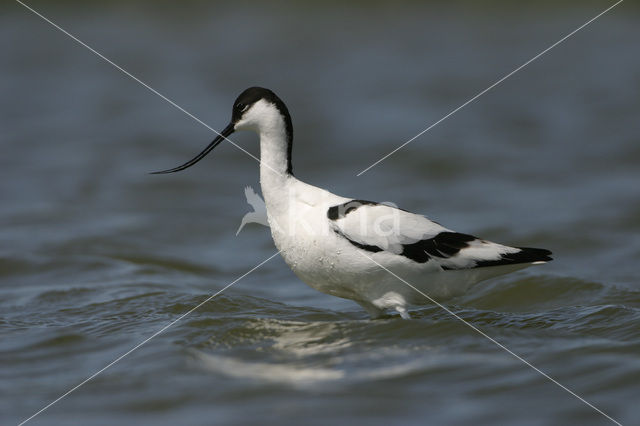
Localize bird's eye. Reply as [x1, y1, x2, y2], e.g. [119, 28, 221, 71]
[239, 104, 249, 112]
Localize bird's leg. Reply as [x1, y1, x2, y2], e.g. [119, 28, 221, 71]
[395, 305, 411, 320]
[356, 301, 385, 319]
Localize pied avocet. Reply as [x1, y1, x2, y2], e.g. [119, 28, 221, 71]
[153, 87, 552, 319]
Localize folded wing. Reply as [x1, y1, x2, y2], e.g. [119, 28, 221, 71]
[327, 200, 552, 269]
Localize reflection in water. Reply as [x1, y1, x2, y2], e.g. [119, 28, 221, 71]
[193, 351, 346, 384]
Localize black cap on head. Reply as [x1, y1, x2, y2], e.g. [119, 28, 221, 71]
[233, 87, 292, 129]
[232, 87, 293, 174]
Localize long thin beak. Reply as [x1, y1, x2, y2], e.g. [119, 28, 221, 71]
[151, 123, 235, 174]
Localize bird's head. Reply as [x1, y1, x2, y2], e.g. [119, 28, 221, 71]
[152, 87, 292, 175]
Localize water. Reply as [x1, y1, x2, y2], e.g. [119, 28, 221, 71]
[2, 1, 639, 425]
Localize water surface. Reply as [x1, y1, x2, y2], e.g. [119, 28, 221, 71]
[1, 2, 639, 425]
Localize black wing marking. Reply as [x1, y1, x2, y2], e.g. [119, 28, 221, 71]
[400, 232, 476, 263]
[333, 228, 383, 253]
[327, 199, 381, 221]
[473, 247, 553, 268]
[328, 200, 474, 263]
[335, 227, 475, 264]
[327, 200, 553, 268]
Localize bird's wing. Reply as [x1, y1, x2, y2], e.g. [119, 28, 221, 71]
[328, 200, 552, 269]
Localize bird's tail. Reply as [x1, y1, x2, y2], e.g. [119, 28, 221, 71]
[474, 247, 553, 268]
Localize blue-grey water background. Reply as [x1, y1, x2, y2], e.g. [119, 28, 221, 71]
[2, 1, 639, 425]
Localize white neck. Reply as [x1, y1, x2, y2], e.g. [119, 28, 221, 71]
[235, 99, 295, 216]
[235, 99, 292, 178]
[259, 121, 293, 215]
[259, 124, 291, 178]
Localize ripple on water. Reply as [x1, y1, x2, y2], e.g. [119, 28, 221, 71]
[161, 278, 640, 396]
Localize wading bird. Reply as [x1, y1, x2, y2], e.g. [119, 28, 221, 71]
[153, 87, 552, 319]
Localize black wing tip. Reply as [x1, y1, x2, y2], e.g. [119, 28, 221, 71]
[517, 247, 553, 262]
[475, 247, 553, 268]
